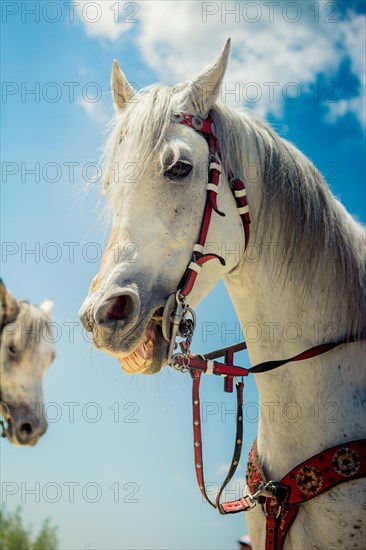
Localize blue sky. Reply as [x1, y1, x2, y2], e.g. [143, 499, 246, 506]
[1, 2, 365, 549]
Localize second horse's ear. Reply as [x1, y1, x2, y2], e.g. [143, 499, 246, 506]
[0, 280, 20, 328]
[111, 59, 136, 111]
[39, 299, 54, 318]
[176, 38, 231, 118]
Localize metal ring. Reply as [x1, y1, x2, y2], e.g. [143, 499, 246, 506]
[185, 306, 197, 329]
[171, 113, 183, 123]
[192, 116, 203, 130]
[161, 293, 176, 342]
[170, 353, 185, 371]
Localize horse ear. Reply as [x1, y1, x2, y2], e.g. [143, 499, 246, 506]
[39, 299, 53, 318]
[0, 280, 20, 326]
[111, 60, 135, 111]
[179, 38, 231, 118]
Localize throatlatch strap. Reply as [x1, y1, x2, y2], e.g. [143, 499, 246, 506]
[248, 335, 361, 374]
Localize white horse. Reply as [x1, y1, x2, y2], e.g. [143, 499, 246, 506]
[0, 280, 56, 446]
[79, 41, 365, 549]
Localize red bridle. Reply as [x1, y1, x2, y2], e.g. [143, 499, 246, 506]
[171, 112, 251, 297]
[164, 110, 366, 550]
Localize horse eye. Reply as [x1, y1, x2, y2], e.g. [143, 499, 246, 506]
[164, 161, 192, 180]
[8, 345, 17, 355]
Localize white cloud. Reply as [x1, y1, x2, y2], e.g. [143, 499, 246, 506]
[74, 1, 135, 40]
[326, 13, 365, 127]
[75, 1, 365, 126]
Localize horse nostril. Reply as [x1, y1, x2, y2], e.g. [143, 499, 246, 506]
[94, 288, 141, 328]
[20, 422, 33, 436]
[105, 294, 134, 322]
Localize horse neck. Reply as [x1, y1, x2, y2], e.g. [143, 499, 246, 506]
[224, 215, 365, 480]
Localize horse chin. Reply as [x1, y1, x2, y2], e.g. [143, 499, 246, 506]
[116, 319, 169, 375]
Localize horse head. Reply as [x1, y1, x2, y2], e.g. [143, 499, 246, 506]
[79, 40, 246, 374]
[0, 290, 56, 446]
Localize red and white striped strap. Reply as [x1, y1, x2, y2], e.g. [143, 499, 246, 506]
[172, 111, 251, 299]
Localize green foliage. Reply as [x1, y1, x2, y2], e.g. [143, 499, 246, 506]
[0, 507, 58, 550]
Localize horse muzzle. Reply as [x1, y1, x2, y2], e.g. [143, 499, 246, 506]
[79, 285, 171, 374]
[1, 401, 48, 446]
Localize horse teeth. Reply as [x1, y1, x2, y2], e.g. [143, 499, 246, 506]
[123, 355, 133, 370]
[134, 352, 145, 368]
[120, 327, 156, 371]
[134, 354, 144, 367]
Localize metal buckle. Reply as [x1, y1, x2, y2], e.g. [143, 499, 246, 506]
[170, 352, 190, 372]
[161, 293, 176, 342]
[171, 112, 183, 123]
[244, 491, 258, 509]
[163, 290, 197, 366]
[192, 116, 203, 130]
[166, 292, 186, 359]
[244, 481, 280, 509]
[246, 481, 288, 519]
